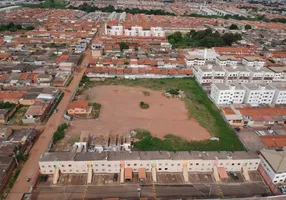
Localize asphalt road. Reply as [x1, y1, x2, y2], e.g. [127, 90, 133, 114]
[31, 183, 271, 200]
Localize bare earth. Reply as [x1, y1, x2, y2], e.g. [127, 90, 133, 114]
[68, 85, 210, 141]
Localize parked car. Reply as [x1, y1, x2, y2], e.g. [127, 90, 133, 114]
[113, 173, 118, 182]
[230, 172, 239, 180]
[279, 185, 286, 194]
[40, 175, 48, 183]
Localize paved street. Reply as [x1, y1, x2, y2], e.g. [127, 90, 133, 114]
[6, 51, 90, 200]
[31, 182, 271, 200]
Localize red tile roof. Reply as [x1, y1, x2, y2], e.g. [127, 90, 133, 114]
[67, 100, 88, 110]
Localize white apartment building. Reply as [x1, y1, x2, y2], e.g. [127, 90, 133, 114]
[106, 25, 165, 37]
[272, 84, 286, 104]
[39, 151, 260, 178]
[185, 55, 205, 67]
[260, 149, 286, 184]
[108, 25, 124, 36]
[215, 56, 238, 67]
[242, 84, 276, 105]
[242, 56, 265, 68]
[269, 66, 286, 82]
[194, 65, 225, 86]
[150, 27, 165, 37]
[210, 83, 246, 105]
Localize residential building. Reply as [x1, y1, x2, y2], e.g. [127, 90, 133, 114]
[260, 148, 286, 184]
[39, 151, 260, 184]
[272, 84, 286, 104]
[194, 65, 225, 86]
[210, 83, 246, 105]
[242, 57, 265, 68]
[242, 84, 276, 105]
[185, 55, 205, 67]
[22, 104, 49, 124]
[67, 100, 89, 115]
[36, 74, 52, 83]
[106, 25, 165, 37]
[215, 56, 238, 67]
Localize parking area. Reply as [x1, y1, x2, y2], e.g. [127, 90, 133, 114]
[222, 172, 245, 183]
[157, 173, 185, 184]
[189, 173, 215, 183]
[92, 174, 119, 186]
[249, 171, 264, 182]
[58, 174, 87, 186]
[37, 175, 53, 187]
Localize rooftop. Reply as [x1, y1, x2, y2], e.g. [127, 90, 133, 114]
[260, 148, 286, 173]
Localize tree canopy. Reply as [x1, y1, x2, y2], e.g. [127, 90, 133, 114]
[167, 29, 242, 48]
[229, 24, 238, 30]
[245, 24, 252, 30]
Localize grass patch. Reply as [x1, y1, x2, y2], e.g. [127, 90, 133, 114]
[8, 105, 28, 125]
[92, 77, 244, 151]
[91, 102, 101, 119]
[70, 136, 80, 145]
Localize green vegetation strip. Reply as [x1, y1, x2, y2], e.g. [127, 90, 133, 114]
[8, 168, 21, 189]
[70, 4, 175, 16]
[53, 123, 69, 144]
[93, 78, 244, 151]
[168, 29, 242, 48]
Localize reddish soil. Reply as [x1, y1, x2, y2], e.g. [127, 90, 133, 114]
[69, 85, 210, 141]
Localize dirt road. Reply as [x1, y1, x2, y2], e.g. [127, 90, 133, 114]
[6, 51, 90, 200]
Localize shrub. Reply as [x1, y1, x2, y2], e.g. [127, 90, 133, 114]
[140, 101, 149, 109]
[166, 88, 179, 95]
[53, 123, 68, 143]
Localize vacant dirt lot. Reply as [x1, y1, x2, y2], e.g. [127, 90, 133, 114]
[68, 85, 210, 141]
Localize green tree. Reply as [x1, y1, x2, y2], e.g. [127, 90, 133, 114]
[119, 42, 129, 51]
[25, 26, 35, 30]
[229, 24, 238, 30]
[245, 24, 252, 30]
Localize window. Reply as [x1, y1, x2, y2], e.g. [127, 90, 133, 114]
[238, 163, 241, 165]
[68, 164, 72, 167]
[196, 163, 199, 166]
[42, 166, 45, 168]
[108, 165, 111, 167]
[49, 170, 53, 172]
[134, 164, 137, 166]
[140, 164, 143, 166]
[102, 164, 105, 166]
[177, 164, 180, 166]
[171, 164, 174, 166]
[232, 163, 234, 166]
[158, 168, 161, 171]
[127, 164, 130, 166]
[95, 164, 98, 167]
[165, 168, 168, 170]
[48, 165, 51, 167]
[62, 165, 65, 167]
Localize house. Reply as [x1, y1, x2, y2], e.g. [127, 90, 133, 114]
[0, 91, 25, 104]
[19, 93, 39, 105]
[67, 100, 89, 115]
[22, 104, 49, 124]
[0, 109, 10, 124]
[36, 74, 52, 83]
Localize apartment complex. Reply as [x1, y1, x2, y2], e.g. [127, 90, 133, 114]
[195, 64, 276, 87]
[39, 151, 260, 184]
[105, 25, 165, 37]
[210, 83, 285, 105]
[210, 83, 246, 105]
